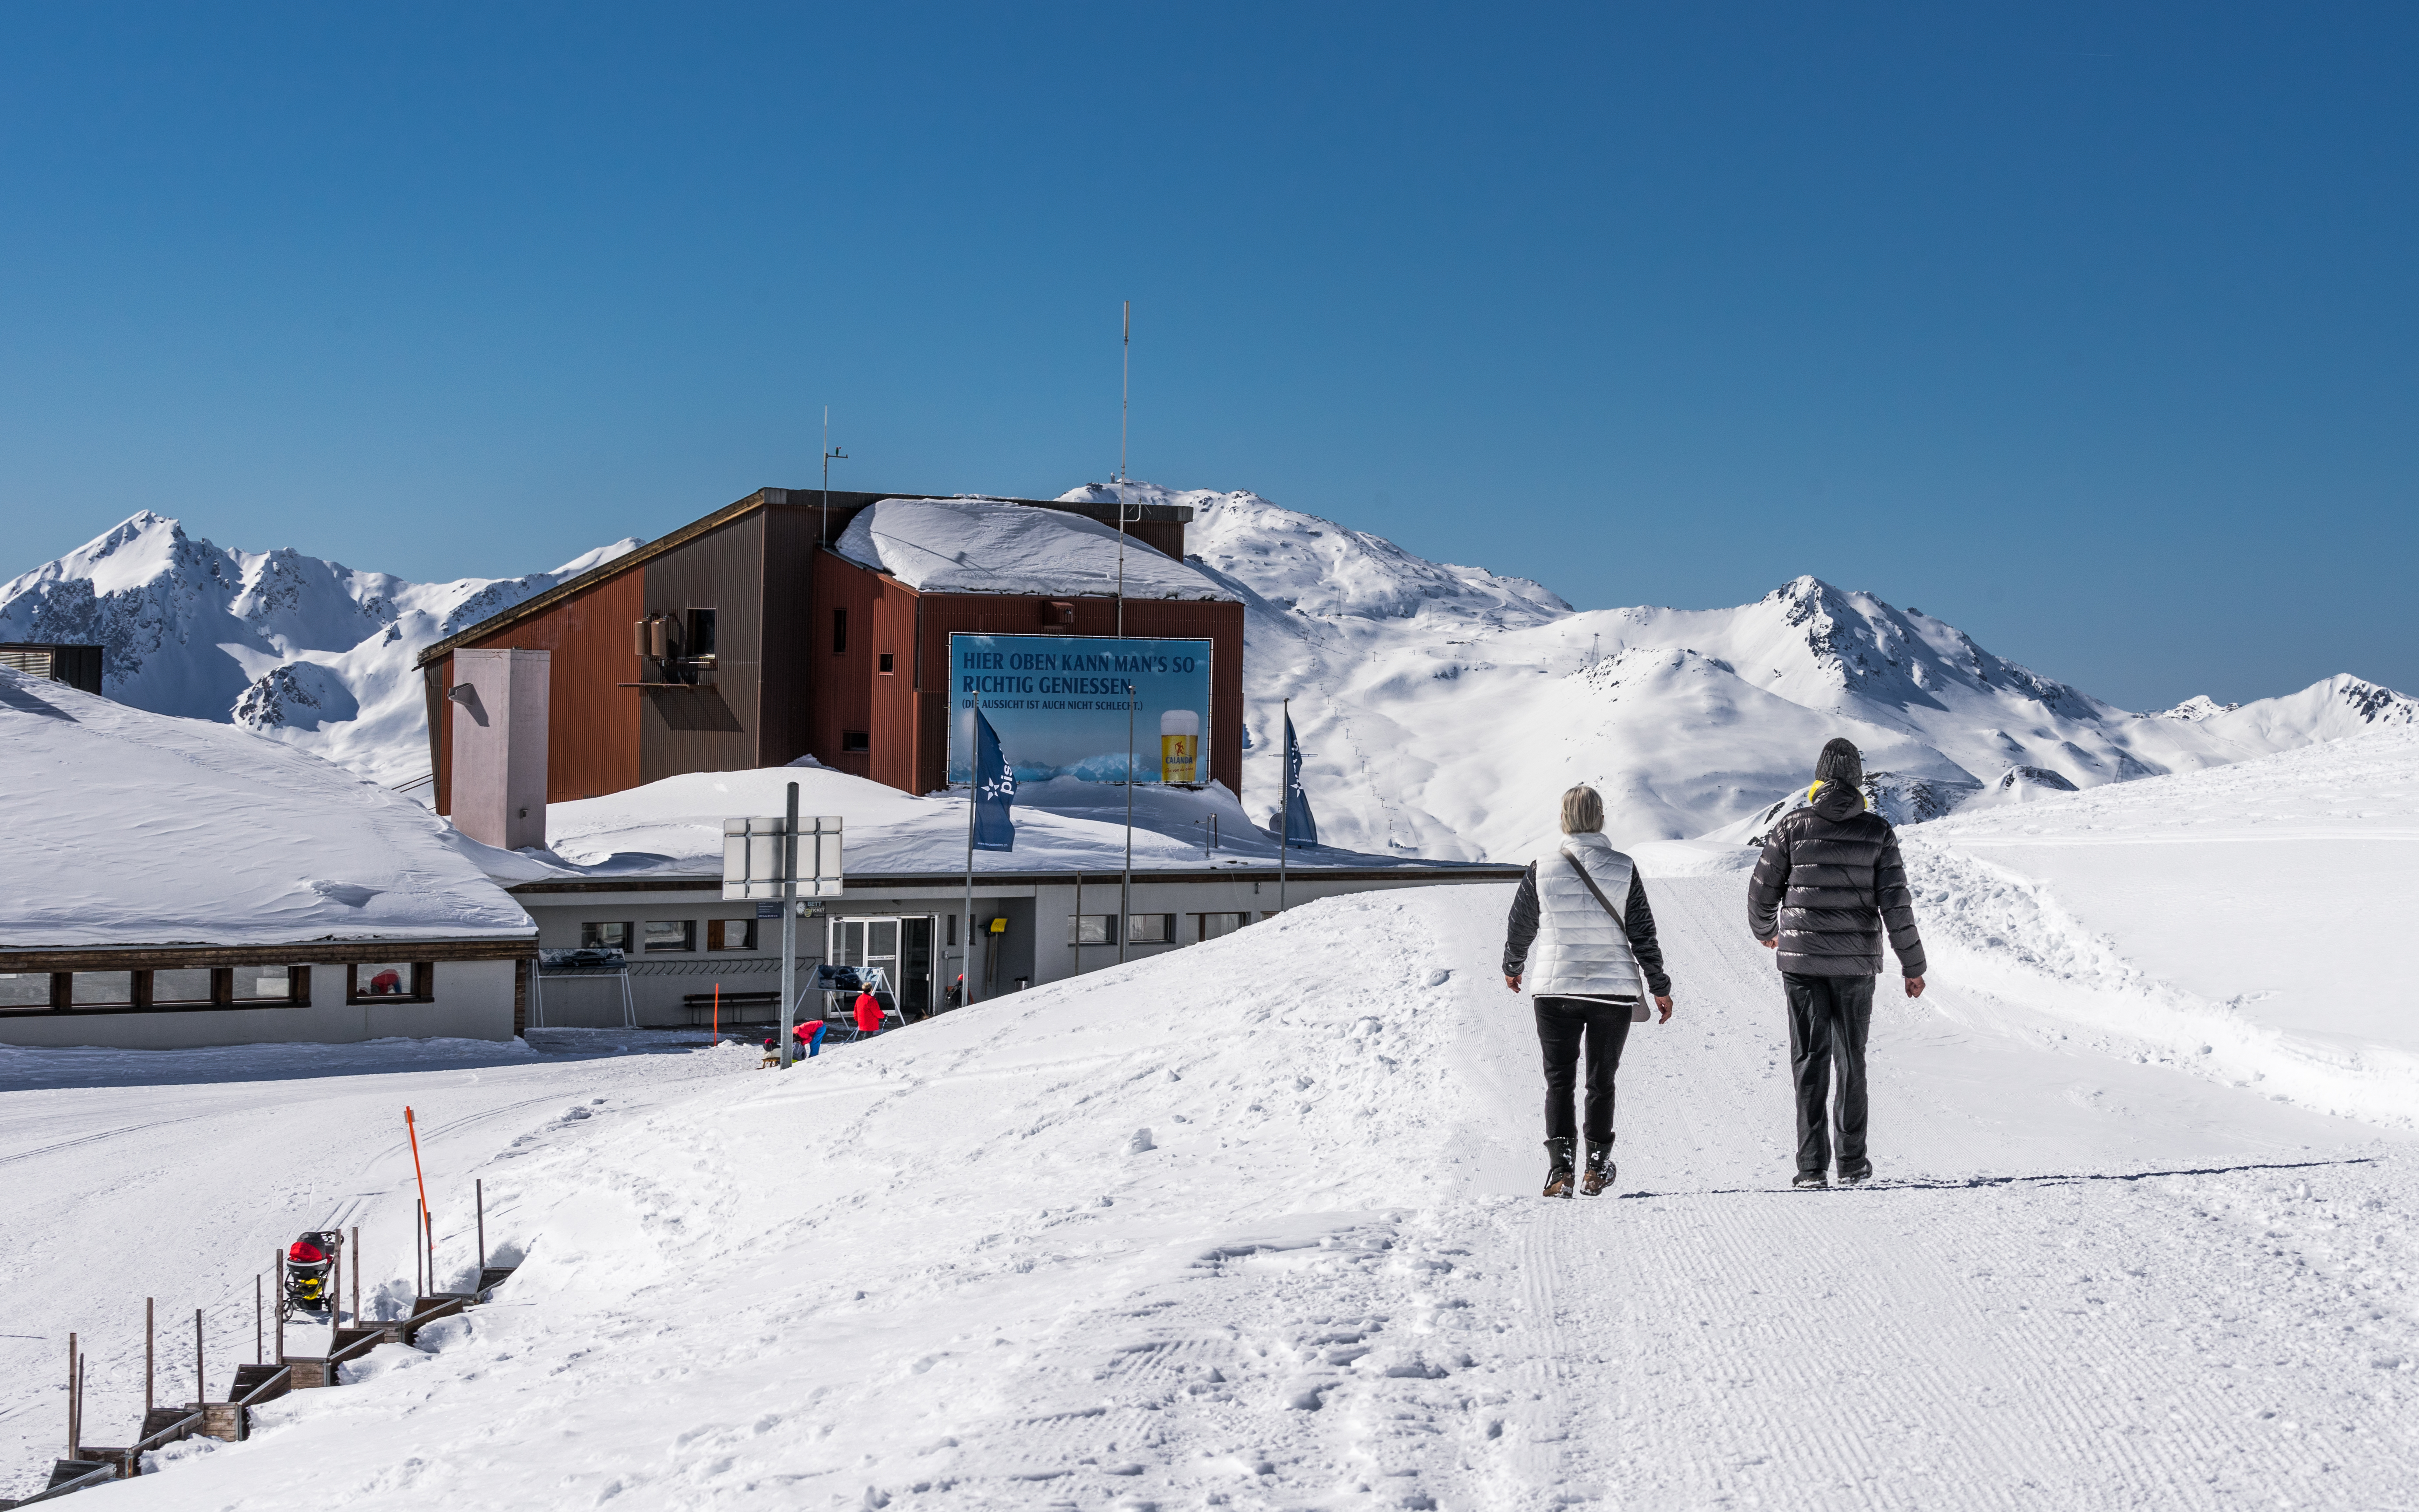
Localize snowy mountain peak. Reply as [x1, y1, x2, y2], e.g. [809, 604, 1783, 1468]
[2154, 695, 2240, 721]
[0, 515, 639, 785]
[1063, 482, 1571, 628]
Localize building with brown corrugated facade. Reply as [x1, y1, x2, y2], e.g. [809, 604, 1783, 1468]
[414, 489, 1243, 815]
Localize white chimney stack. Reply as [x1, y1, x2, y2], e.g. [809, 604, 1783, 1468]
[448, 647, 550, 851]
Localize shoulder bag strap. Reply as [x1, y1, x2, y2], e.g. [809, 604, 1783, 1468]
[1563, 853, 1631, 941]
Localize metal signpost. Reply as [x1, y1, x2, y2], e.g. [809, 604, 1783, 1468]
[724, 787, 843, 1068]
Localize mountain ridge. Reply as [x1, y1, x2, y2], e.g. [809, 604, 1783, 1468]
[5, 492, 2409, 859]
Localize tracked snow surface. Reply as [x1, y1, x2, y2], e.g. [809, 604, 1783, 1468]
[0, 513, 638, 788]
[5, 731, 2416, 1507]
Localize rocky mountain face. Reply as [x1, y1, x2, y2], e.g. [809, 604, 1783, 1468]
[0, 513, 637, 786]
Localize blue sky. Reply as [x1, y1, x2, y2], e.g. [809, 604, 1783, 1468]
[1, 4, 2411, 709]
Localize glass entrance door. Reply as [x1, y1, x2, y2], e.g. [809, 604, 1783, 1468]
[900, 917, 933, 1020]
[828, 916, 939, 1021]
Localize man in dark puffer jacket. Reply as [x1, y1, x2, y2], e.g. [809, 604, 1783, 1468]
[1747, 738, 1928, 1189]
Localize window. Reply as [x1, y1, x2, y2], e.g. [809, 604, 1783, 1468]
[151, 968, 217, 1005]
[841, 731, 870, 753]
[644, 920, 696, 953]
[707, 918, 757, 952]
[832, 608, 847, 654]
[687, 608, 717, 660]
[348, 963, 431, 1003]
[1067, 914, 1115, 946]
[878, 652, 894, 674]
[0, 966, 312, 1016]
[946, 914, 956, 946]
[1127, 914, 1174, 945]
[1197, 912, 1248, 942]
[71, 971, 134, 1007]
[233, 964, 297, 1003]
[580, 921, 631, 950]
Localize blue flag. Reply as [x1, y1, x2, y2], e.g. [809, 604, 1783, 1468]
[1282, 709, 1318, 849]
[973, 708, 1016, 852]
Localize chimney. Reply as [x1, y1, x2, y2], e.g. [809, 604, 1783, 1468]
[448, 647, 550, 851]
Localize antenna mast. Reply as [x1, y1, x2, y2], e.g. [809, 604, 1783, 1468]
[820, 405, 847, 548]
[1115, 301, 1131, 636]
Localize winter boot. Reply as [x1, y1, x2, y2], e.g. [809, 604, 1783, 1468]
[1839, 1165, 1871, 1186]
[1792, 1170, 1829, 1189]
[1541, 1137, 1576, 1199]
[1579, 1140, 1615, 1196]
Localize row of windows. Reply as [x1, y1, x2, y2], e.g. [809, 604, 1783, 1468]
[0, 963, 433, 1015]
[564, 914, 1261, 957]
[579, 920, 759, 954]
[1067, 912, 1261, 947]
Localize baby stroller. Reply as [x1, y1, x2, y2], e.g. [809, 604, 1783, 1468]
[285, 1231, 342, 1313]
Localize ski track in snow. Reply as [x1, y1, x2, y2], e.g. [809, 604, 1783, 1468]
[4, 881, 2416, 1508]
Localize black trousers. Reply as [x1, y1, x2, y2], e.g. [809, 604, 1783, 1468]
[1533, 995, 1635, 1144]
[1783, 972, 1876, 1177]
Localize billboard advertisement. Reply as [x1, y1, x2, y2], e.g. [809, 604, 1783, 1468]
[947, 633, 1213, 786]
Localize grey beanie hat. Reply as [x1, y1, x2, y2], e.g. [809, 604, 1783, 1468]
[1814, 738, 1863, 788]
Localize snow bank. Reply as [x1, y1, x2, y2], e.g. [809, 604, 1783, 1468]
[0, 669, 531, 947]
[835, 496, 1233, 600]
[457, 760, 1441, 885]
[1905, 726, 2419, 1125]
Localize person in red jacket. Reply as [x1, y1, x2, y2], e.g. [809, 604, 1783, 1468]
[791, 1019, 828, 1058]
[852, 989, 883, 1036]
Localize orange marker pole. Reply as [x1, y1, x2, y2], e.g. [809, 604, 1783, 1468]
[404, 1105, 432, 1244]
[713, 983, 720, 1045]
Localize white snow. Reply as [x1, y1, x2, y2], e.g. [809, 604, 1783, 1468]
[1077, 482, 2414, 862]
[0, 668, 529, 948]
[6, 855, 2416, 1506]
[0, 512, 640, 790]
[460, 763, 1432, 887]
[1902, 725, 2419, 1127]
[835, 496, 1234, 600]
[7, 490, 2407, 864]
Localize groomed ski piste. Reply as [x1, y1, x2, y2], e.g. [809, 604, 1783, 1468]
[4, 730, 2415, 1508]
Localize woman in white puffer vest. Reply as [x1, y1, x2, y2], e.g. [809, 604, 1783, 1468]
[1502, 784, 1675, 1198]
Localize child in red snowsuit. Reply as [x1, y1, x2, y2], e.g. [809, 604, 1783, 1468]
[852, 991, 883, 1036]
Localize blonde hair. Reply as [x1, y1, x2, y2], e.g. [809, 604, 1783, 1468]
[1559, 784, 1604, 834]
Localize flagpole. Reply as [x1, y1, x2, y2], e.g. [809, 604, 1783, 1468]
[1121, 681, 1135, 965]
[963, 689, 979, 1008]
[1279, 697, 1290, 915]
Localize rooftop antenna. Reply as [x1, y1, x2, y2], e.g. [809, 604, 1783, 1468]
[1115, 300, 1133, 636]
[820, 405, 848, 548]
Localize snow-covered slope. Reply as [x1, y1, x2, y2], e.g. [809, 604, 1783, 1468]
[1068, 483, 2417, 864]
[1902, 724, 2419, 1125]
[0, 513, 639, 788]
[11, 872, 2417, 1507]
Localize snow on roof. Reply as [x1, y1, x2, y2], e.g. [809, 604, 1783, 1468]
[458, 760, 1476, 887]
[0, 668, 532, 949]
[833, 498, 1234, 601]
